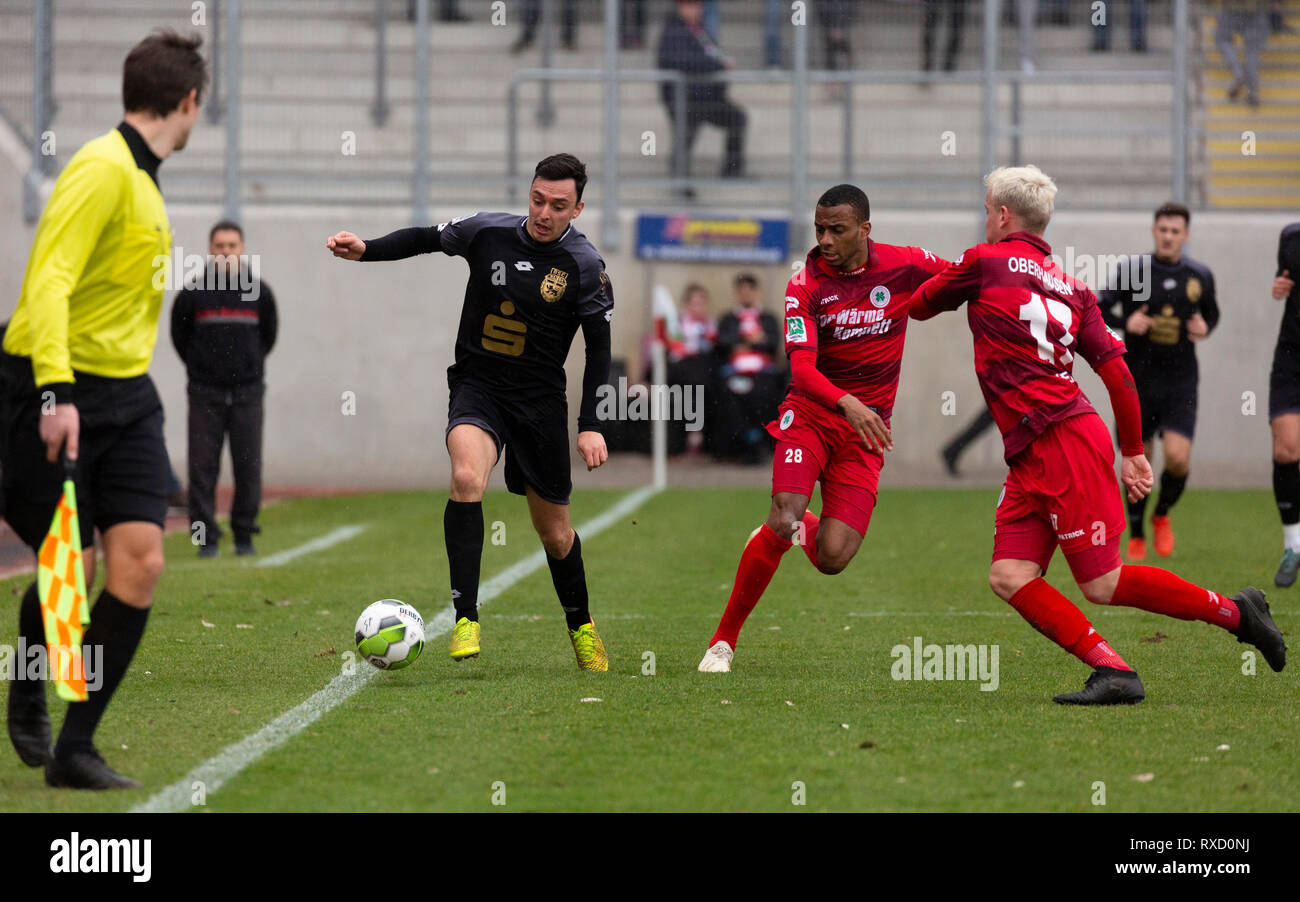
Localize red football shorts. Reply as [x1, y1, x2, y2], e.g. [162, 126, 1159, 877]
[993, 412, 1125, 584]
[765, 395, 881, 536]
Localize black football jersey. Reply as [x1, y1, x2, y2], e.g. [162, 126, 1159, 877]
[1099, 253, 1219, 375]
[363, 212, 613, 399]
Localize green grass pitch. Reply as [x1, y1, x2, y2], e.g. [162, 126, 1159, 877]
[0, 486, 1295, 812]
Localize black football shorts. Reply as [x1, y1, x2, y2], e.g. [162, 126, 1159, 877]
[1270, 339, 1300, 420]
[1132, 366, 1198, 442]
[0, 352, 170, 551]
[446, 378, 573, 505]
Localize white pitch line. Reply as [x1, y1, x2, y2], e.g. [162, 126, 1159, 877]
[255, 524, 368, 567]
[130, 486, 658, 813]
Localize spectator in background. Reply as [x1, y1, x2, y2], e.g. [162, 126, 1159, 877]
[171, 221, 277, 558]
[703, 0, 720, 41]
[765, 0, 785, 67]
[658, 0, 747, 187]
[922, 0, 966, 73]
[1092, 0, 1147, 52]
[622, 0, 647, 48]
[1217, 0, 1270, 107]
[818, 0, 855, 96]
[407, 0, 470, 23]
[512, 0, 578, 53]
[670, 284, 717, 455]
[1016, 0, 1038, 73]
[1273, 1, 1296, 33]
[714, 273, 784, 464]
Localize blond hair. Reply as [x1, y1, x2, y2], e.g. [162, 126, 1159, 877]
[984, 165, 1058, 234]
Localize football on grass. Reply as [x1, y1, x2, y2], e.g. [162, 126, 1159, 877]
[354, 600, 425, 670]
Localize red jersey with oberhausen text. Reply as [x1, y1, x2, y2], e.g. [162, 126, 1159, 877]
[784, 240, 949, 421]
[912, 231, 1127, 461]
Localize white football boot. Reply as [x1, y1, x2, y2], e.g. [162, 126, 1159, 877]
[698, 640, 734, 673]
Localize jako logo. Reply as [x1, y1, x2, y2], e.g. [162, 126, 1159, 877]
[49, 833, 151, 883]
[890, 635, 999, 691]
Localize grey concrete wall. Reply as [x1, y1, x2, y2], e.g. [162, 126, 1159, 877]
[1, 182, 1294, 488]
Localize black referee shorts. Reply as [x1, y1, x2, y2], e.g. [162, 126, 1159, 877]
[446, 378, 572, 505]
[1270, 339, 1300, 420]
[1132, 367, 1198, 442]
[0, 352, 169, 552]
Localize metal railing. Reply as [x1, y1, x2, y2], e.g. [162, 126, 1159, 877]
[6, 0, 1198, 225]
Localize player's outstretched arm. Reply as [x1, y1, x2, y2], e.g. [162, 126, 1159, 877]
[325, 231, 366, 261]
[910, 247, 983, 320]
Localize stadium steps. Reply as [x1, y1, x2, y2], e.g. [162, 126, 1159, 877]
[1201, 6, 1300, 208]
[0, 0, 1183, 210]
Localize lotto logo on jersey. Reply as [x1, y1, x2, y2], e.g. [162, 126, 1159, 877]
[786, 316, 807, 344]
[869, 286, 891, 308]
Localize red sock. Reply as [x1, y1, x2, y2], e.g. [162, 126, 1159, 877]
[1007, 578, 1132, 671]
[1110, 565, 1240, 631]
[796, 510, 820, 569]
[711, 524, 791, 648]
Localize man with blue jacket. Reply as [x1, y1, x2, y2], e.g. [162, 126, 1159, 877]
[657, 0, 747, 185]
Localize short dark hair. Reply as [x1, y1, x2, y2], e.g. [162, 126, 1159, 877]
[123, 29, 208, 117]
[816, 184, 870, 222]
[734, 272, 759, 289]
[533, 153, 588, 201]
[209, 220, 243, 243]
[1154, 202, 1190, 226]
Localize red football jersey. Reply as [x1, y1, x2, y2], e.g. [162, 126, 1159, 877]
[912, 231, 1127, 460]
[784, 240, 949, 421]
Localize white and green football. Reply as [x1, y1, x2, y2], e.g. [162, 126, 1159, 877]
[354, 600, 425, 670]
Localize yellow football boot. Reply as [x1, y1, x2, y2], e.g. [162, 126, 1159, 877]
[568, 620, 608, 672]
[450, 617, 480, 660]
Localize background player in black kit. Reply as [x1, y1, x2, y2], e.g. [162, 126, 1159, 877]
[1100, 202, 1218, 560]
[1267, 222, 1300, 587]
[326, 154, 613, 670]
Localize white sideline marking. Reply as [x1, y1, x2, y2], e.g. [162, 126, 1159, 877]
[130, 486, 658, 813]
[255, 524, 367, 567]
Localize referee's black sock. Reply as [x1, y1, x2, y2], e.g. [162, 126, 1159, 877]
[547, 531, 591, 631]
[12, 583, 43, 698]
[1127, 493, 1149, 539]
[1274, 460, 1300, 525]
[1154, 470, 1187, 517]
[55, 589, 149, 757]
[444, 500, 484, 623]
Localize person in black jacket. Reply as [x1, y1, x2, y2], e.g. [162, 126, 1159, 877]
[657, 0, 747, 186]
[171, 220, 277, 557]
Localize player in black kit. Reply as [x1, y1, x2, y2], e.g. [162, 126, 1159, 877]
[1100, 203, 1218, 561]
[1267, 222, 1300, 587]
[326, 154, 614, 670]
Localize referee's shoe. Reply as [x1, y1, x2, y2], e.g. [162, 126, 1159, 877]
[46, 748, 142, 790]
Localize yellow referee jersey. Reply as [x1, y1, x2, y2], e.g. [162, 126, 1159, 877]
[4, 126, 171, 394]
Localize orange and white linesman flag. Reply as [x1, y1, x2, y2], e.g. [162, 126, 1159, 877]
[37, 456, 90, 702]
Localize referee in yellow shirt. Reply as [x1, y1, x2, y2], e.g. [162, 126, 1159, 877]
[1, 30, 206, 789]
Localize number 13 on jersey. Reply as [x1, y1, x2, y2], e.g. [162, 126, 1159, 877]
[1019, 291, 1074, 368]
